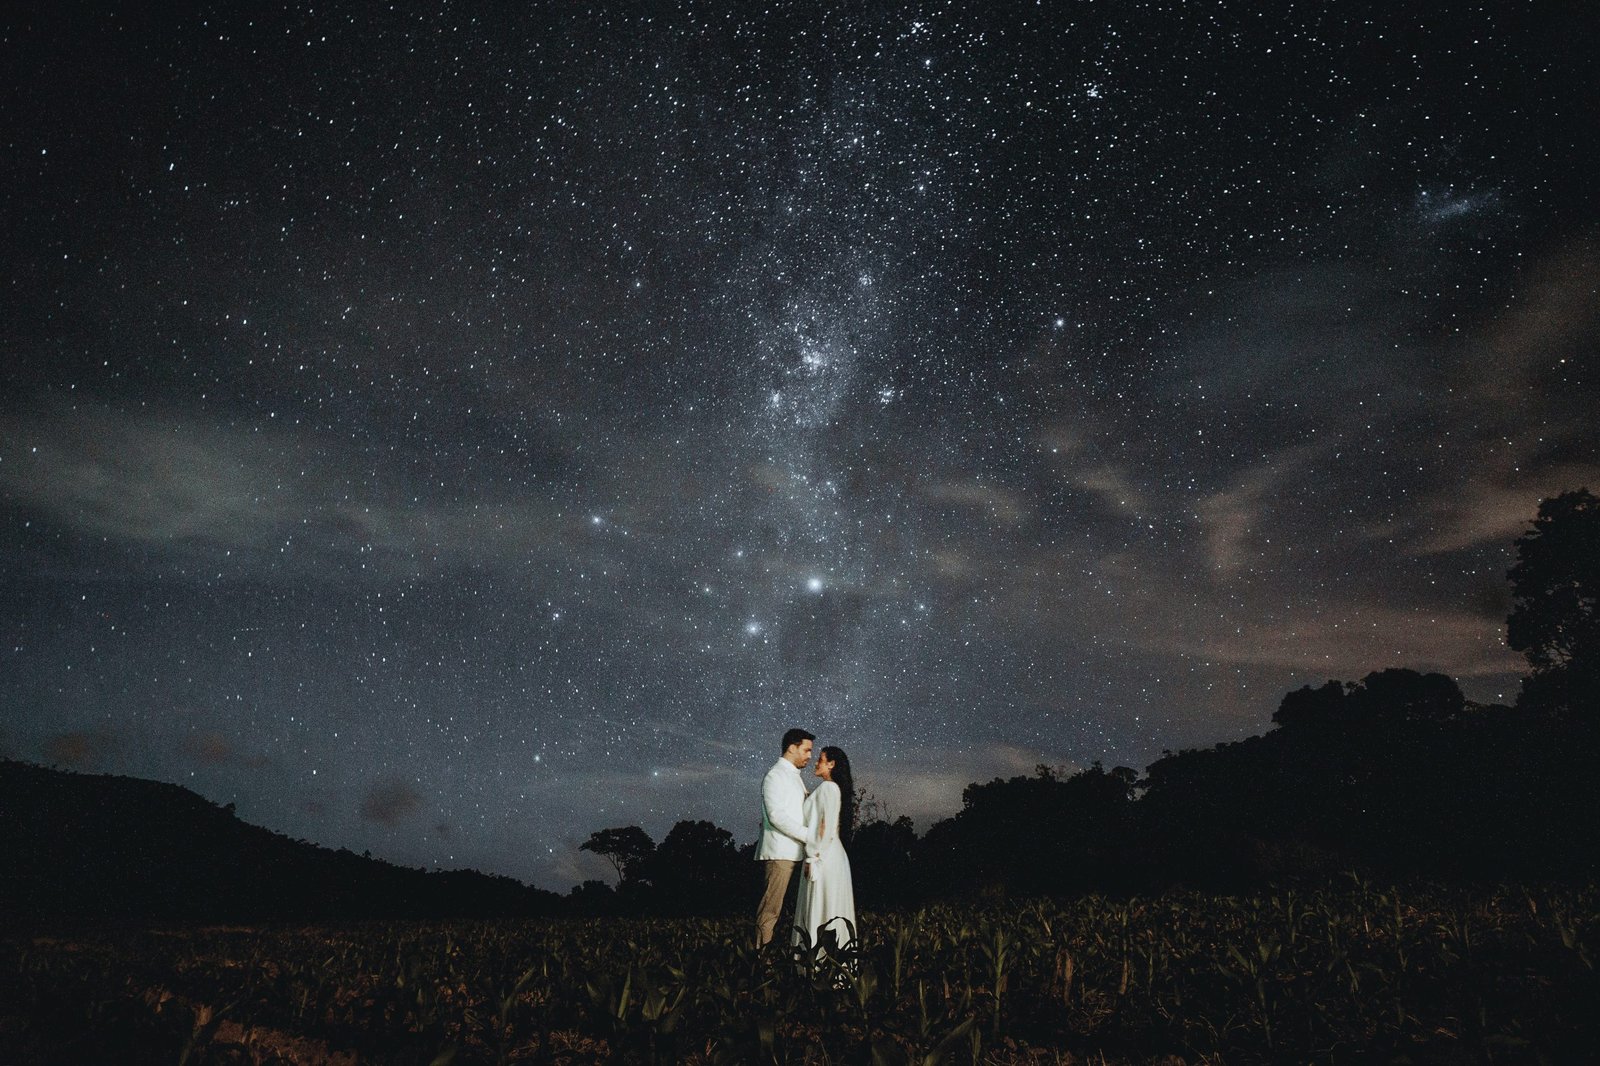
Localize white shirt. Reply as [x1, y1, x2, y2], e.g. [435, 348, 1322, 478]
[757, 757, 809, 861]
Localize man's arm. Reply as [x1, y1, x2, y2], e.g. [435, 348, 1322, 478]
[762, 769, 809, 844]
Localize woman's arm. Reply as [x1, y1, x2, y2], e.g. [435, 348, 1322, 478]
[817, 782, 840, 852]
[804, 784, 841, 866]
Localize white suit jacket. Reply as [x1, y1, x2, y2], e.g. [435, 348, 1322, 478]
[757, 758, 809, 861]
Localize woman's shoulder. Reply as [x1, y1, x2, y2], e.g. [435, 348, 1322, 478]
[817, 780, 841, 796]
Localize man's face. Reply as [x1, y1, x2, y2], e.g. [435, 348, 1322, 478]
[786, 738, 813, 768]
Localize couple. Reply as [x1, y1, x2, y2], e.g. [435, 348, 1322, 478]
[755, 728, 857, 956]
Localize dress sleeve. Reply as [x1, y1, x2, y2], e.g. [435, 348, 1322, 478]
[806, 782, 840, 862]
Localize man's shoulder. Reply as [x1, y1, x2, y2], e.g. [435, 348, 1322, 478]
[763, 759, 804, 788]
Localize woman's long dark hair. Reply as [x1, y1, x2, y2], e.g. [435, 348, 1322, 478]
[822, 746, 855, 845]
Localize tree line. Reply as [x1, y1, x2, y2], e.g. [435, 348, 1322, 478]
[575, 489, 1600, 914]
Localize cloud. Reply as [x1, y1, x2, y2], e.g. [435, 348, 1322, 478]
[1195, 445, 1325, 577]
[1173, 262, 1407, 415]
[178, 730, 271, 769]
[552, 836, 617, 888]
[1, 405, 300, 546]
[1036, 423, 1148, 517]
[1163, 602, 1522, 679]
[359, 781, 423, 825]
[994, 517, 1524, 695]
[548, 744, 750, 798]
[920, 479, 1031, 527]
[180, 731, 236, 764]
[868, 742, 1087, 827]
[1194, 482, 1262, 578]
[629, 717, 763, 760]
[1072, 463, 1148, 517]
[928, 548, 986, 582]
[1410, 465, 1600, 555]
[0, 400, 583, 579]
[1469, 239, 1599, 408]
[1383, 241, 1600, 555]
[43, 729, 116, 767]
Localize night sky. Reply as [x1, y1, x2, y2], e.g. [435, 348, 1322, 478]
[4, 2, 1597, 890]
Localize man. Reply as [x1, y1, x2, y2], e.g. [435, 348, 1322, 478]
[755, 727, 813, 947]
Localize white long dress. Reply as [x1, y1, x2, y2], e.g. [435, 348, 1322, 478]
[793, 779, 857, 956]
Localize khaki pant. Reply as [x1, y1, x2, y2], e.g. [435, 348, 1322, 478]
[755, 859, 800, 947]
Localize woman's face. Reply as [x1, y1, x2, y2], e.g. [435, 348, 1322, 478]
[815, 753, 834, 779]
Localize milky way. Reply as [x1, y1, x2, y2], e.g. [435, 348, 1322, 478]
[4, 2, 1597, 888]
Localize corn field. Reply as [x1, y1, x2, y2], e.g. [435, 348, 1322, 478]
[3, 879, 1595, 1064]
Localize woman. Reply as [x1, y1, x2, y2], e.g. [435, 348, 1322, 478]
[793, 745, 857, 959]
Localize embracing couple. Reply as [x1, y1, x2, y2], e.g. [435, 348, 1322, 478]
[755, 728, 857, 955]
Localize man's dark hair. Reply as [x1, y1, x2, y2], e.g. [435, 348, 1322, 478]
[780, 728, 814, 753]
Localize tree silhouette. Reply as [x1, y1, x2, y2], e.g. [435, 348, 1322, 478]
[1271, 680, 1346, 729]
[1357, 668, 1466, 724]
[850, 814, 917, 908]
[920, 763, 1139, 896]
[1509, 488, 1600, 715]
[642, 820, 748, 915]
[579, 825, 655, 885]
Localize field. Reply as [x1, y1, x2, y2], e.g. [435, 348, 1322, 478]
[3, 880, 1596, 1064]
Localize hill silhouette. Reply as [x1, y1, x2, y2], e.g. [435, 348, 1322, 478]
[0, 759, 560, 926]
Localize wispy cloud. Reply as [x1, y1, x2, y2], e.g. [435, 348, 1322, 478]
[178, 730, 271, 769]
[1072, 463, 1148, 517]
[920, 478, 1031, 527]
[1164, 602, 1522, 679]
[551, 836, 616, 888]
[1410, 465, 1600, 555]
[43, 729, 117, 768]
[865, 742, 1087, 827]
[179, 731, 236, 765]
[1469, 239, 1599, 409]
[359, 781, 424, 825]
[1195, 445, 1326, 578]
[0, 401, 584, 577]
[1037, 423, 1148, 517]
[2, 405, 303, 546]
[1403, 241, 1600, 553]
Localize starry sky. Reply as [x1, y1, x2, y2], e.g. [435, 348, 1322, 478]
[4, 1, 1597, 890]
